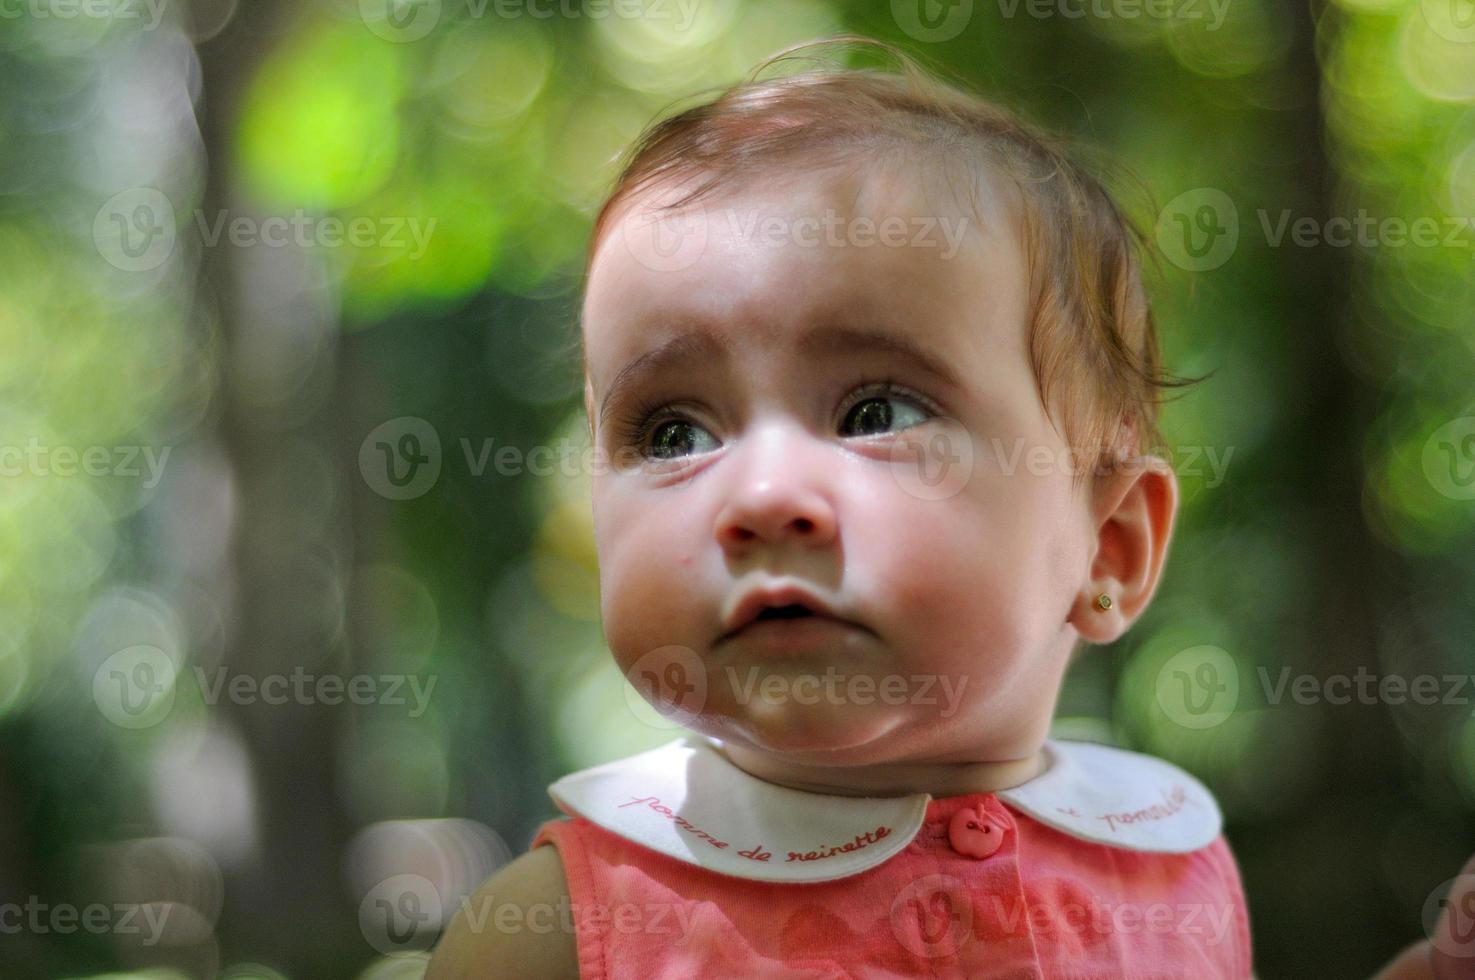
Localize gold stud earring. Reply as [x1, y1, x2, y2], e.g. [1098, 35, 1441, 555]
[1095, 593, 1112, 610]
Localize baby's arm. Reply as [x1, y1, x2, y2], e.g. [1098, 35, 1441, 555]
[1371, 852, 1475, 980]
[426, 845, 580, 980]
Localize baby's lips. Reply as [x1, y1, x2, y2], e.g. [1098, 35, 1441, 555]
[721, 580, 855, 639]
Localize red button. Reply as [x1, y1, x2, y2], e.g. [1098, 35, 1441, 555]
[947, 803, 1005, 859]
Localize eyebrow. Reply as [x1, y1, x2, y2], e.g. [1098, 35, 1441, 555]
[596, 322, 967, 422]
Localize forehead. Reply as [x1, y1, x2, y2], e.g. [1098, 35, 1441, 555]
[581, 164, 1032, 402]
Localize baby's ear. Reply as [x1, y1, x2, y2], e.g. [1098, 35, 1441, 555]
[1067, 454, 1179, 646]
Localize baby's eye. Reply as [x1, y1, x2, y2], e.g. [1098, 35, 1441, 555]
[647, 418, 719, 460]
[840, 390, 932, 438]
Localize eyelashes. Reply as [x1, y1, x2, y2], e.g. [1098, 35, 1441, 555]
[615, 393, 687, 453]
[610, 379, 942, 459]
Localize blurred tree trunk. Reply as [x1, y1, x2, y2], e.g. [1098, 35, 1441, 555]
[1262, 1, 1408, 976]
[196, 4, 361, 974]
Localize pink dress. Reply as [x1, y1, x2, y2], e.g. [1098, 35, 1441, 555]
[530, 734, 1253, 978]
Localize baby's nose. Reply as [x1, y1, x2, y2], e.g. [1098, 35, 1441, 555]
[712, 428, 838, 553]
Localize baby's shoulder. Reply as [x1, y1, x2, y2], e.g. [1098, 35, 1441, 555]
[426, 844, 578, 980]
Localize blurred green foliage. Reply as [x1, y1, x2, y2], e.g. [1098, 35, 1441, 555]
[1, 0, 1473, 976]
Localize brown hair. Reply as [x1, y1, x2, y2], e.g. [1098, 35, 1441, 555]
[582, 34, 1206, 489]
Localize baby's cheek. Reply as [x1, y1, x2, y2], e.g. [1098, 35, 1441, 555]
[598, 506, 700, 667]
[882, 501, 1041, 661]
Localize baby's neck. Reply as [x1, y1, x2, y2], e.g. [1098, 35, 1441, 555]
[712, 740, 1049, 799]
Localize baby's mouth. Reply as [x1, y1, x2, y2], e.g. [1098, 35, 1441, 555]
[718, 604, 869, 651]
[717, 582, 871, 648]
[753, 604, 817, 622]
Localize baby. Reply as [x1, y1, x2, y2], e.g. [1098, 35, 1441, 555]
[428, 36, 1475, 980]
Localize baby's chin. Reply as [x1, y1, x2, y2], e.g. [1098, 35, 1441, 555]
[692, 695, 914, 762]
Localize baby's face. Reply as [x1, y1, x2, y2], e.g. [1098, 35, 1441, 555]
[582, 167, 1096, 767]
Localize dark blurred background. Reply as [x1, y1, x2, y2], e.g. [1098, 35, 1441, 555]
[2, 0, 1474, 976]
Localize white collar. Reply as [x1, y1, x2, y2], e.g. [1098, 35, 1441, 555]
[546, 734, 1223, 883]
